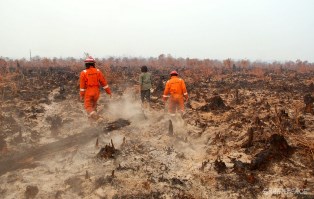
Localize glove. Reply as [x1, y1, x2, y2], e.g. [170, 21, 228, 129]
[184, 95, 189, 101]
[162, 96, 167, 103]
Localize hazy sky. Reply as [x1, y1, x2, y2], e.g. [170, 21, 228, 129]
[1, 0, 314, 62]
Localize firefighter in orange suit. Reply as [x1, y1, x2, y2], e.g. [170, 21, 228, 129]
[80, 56, 111, 119]
[163, 71, 188, 116]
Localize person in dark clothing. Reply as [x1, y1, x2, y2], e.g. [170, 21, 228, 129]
[139, 66, 152, 107]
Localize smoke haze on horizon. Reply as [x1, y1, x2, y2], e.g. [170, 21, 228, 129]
[0, 0, 313, 62]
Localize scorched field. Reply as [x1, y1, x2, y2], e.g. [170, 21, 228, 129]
[0, 57, 313, 198]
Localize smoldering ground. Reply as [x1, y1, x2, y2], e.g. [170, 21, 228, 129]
[1, 79, 314, 198]
[0, 88, 201, 198]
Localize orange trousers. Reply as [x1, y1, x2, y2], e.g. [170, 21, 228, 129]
[168, 96, 184, 115]
[84, 87, 100, 114]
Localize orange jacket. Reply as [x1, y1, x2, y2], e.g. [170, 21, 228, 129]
[163, 76, 188, 100]
[79, 67, 111, 96]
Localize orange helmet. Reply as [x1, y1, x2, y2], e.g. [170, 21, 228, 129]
[84, 56, 95, 63]
[170, 70, 178, 75]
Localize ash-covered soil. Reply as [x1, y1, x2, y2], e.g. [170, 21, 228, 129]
[0, 67, 314, 198]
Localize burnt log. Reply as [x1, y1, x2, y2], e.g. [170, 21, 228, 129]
[250, 134, 293, 170]
[103, 119, 130, 131]
[200, 95, 229, 112]
[232, 159, 250, 174]
[0, 118, 130, 176]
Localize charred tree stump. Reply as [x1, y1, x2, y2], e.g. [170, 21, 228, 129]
[269, 134, 290, 151]
[168, 120, 174, 136]
[241, 127, 254, 148]
[254, 116, 263, 127]
[214, 158, 227, 174]
[200, 95, 229, 112]
[250, 134, 293, 170]
[96, 145, 115, 159]
[235, 89, 241, 104]
[96, 139, 116, 159]
[200, 160, 209, 171]
[304, 94, 314, 114]
[85, 170, 90, 179]
[25, 185, 39, 199]
[95, 138, 99, 148]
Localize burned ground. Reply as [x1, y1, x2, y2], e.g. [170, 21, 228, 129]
[0, 65, 314, 198]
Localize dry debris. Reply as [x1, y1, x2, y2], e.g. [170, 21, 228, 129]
[97, 139, 117, 159]
[1, 64, 314, 198]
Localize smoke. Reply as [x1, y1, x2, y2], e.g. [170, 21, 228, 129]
[99, 90, 203, 157]
[106, 92, 143, 121]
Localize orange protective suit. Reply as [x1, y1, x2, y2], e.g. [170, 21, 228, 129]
[79, 67, 111, 116]
[163, 76, 188, 115]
